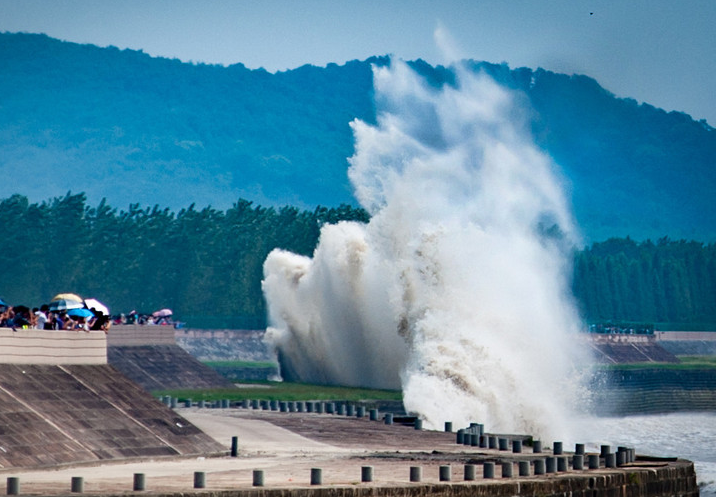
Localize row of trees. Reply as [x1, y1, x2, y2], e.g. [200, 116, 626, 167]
[572, 237, 716, 325]
[1, 193, 713, 327]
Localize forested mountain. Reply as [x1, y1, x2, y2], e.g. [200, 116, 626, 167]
[0, 194, 713, 327]
[1, 32, 715, 242]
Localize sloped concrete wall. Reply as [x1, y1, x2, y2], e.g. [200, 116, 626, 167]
[0, 328, 106, 364]
[107, 325, 176, 346]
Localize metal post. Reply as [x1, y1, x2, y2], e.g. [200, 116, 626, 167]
[553, 441, 563, 454]
[193, 472, 205, 489]
[439, 465, 451, 482]
[464, 464, 476, 481]
[534, 459, 545, 475]
[253, 470, 264, 487]
[414, 418, 422, 430]
[533, 440, 542, 453]
[513, 439, 522, 453]
[384, 413, 394, 425]
[498, 438, 509, 450]
[369, 409, 378, 421]
[573, 454, 584, 470]
[483, 462, 495, 479]
[501, 462, 513, 478]
[588, 454, 600, 469]
[310, 468, 322, 485]
[445, 421, 453, 432]
[575, 443, 585, 455]
[519, 461, 530, 476]
[545, 457, 556, 473]
[557, 456, 568, 472]
[231, 436, 238, 457]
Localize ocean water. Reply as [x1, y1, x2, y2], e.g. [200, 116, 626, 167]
[583, 412, 716, 496]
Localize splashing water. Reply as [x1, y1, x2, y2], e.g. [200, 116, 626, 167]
[262, 59, 591, 440]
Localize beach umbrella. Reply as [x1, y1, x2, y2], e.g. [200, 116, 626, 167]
[84, 298, 109, 316]
[49, 299, 85, 311]
[152, 308, 173, 317]
[67, 308, 94, 318]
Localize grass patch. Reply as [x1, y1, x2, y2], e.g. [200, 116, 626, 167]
[153, 381, 402, 403]
[598, 356, 716, 371]
[202, 360, 277, 369]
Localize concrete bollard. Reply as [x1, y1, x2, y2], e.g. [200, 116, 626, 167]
[279, 401, 287, 412]
[616, 448, 626, 466]
[588, 454, 600, 469]
[306, 401, 315, 413]
[519, 461, 530, 476]
[439, 465, 451, 482]
[184, 398, 192, 408]
[501, 461, 513, 478]
[575, 443, 585, 455]
[337, 404, 345, 416]
[170, 397, 178, 408]
[231, 436, 238, 457]
[605, 452, 616, 468]
[470, 433, 478, 446]
[545, 456, 556, 473]
[513, 439, 522, 453]
[361, 466, 373, 482]
[270, 400, 278, 411]
[553, 441, 563, 455]
[198, 399, 206, 408]
[357, 406, 366, 418]
[327, 402, 335, 414]
[489, 436, 497, 449]
[6, 477, 19, 496]
[445, 421, 453, 432]
[573, 454, 584, 470]
[133, 473, 145, 491]
[261, 400, 269, 410]
[498, 437, 509, 450]
[533, 440, 542, 453]
[557, 456, 568, 472]
[369, 408, 378, 421]
[310, 468, 322, 485]
[384, 413, 394, 425]
[251, 399, 259, 409]
[534, 459, 546, 475]
[253, 470, 264, 487]
[483, 462, 495, 479]
[287, 401, 295, 412]
[464, 464, 476, 481]
[410, 466, 422, 482]
[479, 435, 488, 448]
[193, 472, 205, 489]
[347, 404, 355, 416]
[296, 401, 305, 412]
[600, 444, 611, 457]
[414, 418, 423, 430]
[71, 476, 84, 493]
[456, 429, 464, 444]
[316, 402, 325, 414]
[241, 399, 249, 408]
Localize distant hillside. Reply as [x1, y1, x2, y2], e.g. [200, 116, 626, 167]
[1, 32, 714, 242]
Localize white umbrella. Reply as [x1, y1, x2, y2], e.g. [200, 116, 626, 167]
[84, 298, 110, 316]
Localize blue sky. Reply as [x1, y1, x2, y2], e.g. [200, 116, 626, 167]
[1, 0, 715, 125]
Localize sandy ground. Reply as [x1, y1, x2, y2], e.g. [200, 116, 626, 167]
[0, 408, 503, 494]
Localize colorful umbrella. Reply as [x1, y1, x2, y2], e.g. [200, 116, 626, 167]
[152, 308, 173, 317]
[84, 298, 109, 316]
[52, 293, 82, 302]
[49, 299, 85, 311]
[67, 308, 94, 318]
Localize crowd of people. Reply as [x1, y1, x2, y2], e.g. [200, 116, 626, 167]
[0, 303, 111, 332]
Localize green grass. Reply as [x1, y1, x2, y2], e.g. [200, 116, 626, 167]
[153, 381, 403, 403]
[598, 355, 716, 371]
[202, 360, 277, 369]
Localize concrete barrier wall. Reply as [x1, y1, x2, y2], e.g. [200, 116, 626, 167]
[106, 325, 176, 346]
[655, 330, 716, 341]
[0, 328, 107, 364]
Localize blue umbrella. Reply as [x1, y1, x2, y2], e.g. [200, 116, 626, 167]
[67, 308, 94, 318]
[0, 297, 7, 308]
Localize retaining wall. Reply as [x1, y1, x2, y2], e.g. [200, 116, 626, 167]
[0, 328, 106, 364]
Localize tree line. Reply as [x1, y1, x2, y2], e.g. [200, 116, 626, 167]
[0, 193, 713, 328]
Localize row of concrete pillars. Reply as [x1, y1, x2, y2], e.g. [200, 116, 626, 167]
[8, 451, 637, 495]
